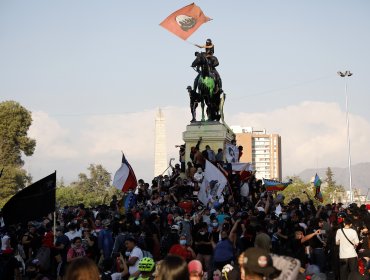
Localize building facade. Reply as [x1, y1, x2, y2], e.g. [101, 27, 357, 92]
[231, 126, 282, 181]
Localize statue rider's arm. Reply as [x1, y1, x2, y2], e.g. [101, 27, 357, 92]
[195, 44, 213, 49]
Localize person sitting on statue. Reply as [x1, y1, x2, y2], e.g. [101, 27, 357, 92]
[195, 38, 214, 57]
[187, 86, 200, 122]
[193, 39, 223, 93]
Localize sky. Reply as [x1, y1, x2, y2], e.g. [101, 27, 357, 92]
[1, 1, 370, 186]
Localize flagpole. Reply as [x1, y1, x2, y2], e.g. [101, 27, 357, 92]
[215, 162, 235, 203]
[159, 158, 175, 176]
[337, 71, 353, 203]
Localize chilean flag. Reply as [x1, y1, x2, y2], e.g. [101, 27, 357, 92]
[113, 154, 138, 192]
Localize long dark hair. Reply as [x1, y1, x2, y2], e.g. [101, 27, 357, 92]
[156, 255, 189, 280]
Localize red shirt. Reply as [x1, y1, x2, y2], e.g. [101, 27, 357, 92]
[169, 244, 193, 261]
[178, 200, 193, 214]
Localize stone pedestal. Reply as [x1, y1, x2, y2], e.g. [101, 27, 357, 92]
[183, 122, 235, 164]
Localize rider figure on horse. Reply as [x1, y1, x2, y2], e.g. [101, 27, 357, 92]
[194, 39, 223, 93]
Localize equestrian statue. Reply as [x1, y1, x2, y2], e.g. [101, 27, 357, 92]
[190, 38, 225, 123]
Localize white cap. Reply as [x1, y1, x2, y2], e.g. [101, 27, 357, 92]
[210, 209, 217, 214]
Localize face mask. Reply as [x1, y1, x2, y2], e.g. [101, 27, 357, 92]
[125, 251, 131, 257]
[212, 223, 219, 227]
[135, 221, 140, 225]
[180, 240, 187, 246]
[281, 215, 287, 220]
[184, 219, 189, 222]
[200, 231, 206, 235]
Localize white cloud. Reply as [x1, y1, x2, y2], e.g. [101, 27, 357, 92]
[228, 101, 370, 176]
[29, 111, 78, 159]
[25, 102, 370, 183]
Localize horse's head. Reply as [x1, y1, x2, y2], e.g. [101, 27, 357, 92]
[191, 51, 207, 68]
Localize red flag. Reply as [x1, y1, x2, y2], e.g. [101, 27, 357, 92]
[160, 3, 211, 40]
[113, 154, 138, 192]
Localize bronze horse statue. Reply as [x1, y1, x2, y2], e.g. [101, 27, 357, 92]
[191, 52, 224, 122]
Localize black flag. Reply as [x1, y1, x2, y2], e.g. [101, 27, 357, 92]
[2, 172, 56, 225]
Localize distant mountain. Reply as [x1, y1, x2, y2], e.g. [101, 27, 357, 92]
[296, 162, 370, 194]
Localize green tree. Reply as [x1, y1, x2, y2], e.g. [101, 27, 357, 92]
[325, 167, 336, 189]
[322, 167, 346, 204]
[56, 164, 121, 207]
[281, 176, 314, 204]
[0, 101, 36, 206]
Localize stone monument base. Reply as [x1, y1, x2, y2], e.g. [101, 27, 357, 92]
[183, 121, 235, 164]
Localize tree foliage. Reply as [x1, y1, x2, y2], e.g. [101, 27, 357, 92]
[56, 164, 121, 207]
[322, 167, 346, 204]
[281, 176, 315, 204]
[0, 101, 35, 206]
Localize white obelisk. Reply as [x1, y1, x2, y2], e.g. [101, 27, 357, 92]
[154, 108, 168, 177]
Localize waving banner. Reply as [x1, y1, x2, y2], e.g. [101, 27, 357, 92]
[2, 172, 56, 225]
[160, 3, 211, 40]
[113, 154, 138, 192]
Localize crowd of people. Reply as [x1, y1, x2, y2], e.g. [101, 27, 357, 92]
[1, 140, 370, 280]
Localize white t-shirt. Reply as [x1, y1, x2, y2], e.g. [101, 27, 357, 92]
[128, 246, 143, 275]
[336, 227, 359, 259]
[111, 272, 122, 280]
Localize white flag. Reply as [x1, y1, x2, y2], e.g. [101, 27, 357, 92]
[198, 160, 228, 205]
[225, 143, 239, 163]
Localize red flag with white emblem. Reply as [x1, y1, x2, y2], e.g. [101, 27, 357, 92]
[160, 3, 211, 40]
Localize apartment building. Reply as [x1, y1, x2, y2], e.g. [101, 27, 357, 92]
[231, 126, 282, 180]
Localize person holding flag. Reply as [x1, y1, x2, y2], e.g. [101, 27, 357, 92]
[195, 38, 214, 57]
[194, 38, 223, 93]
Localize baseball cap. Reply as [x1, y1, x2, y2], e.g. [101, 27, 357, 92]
[243, 248, 281, 278]
[210, 208, 217, 214]
[188, 260, 203, 274]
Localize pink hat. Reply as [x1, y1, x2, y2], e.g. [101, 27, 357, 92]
[188, 260, 203, 274]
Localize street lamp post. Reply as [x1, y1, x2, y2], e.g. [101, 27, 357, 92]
[337, 70, 353, 203]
